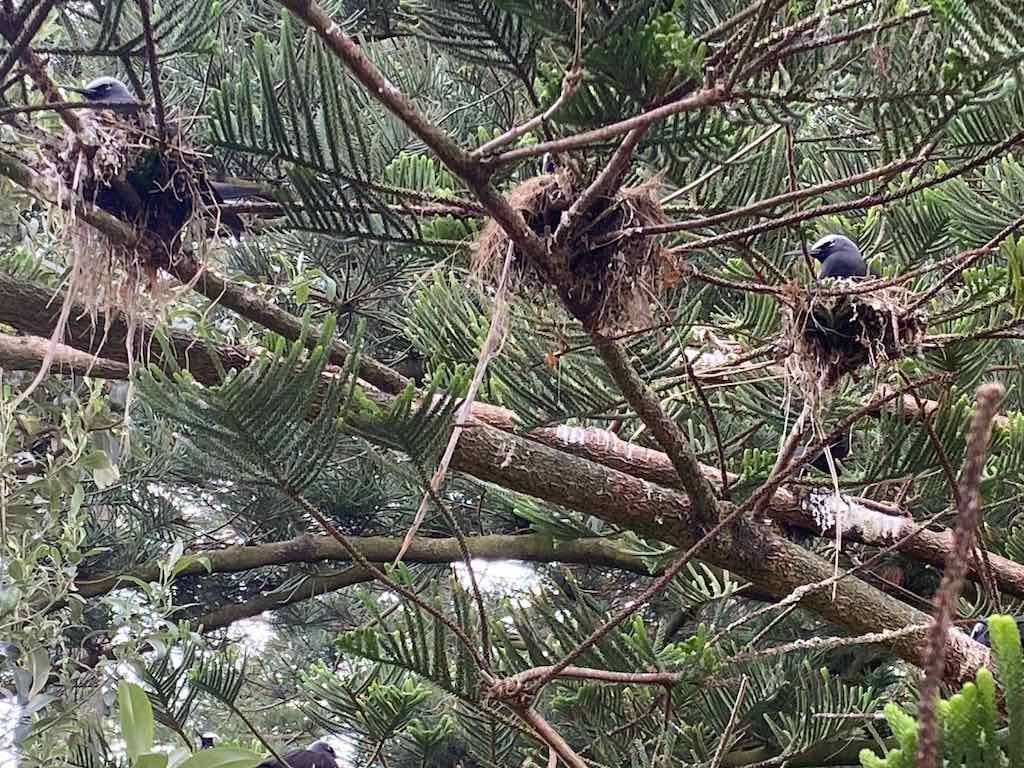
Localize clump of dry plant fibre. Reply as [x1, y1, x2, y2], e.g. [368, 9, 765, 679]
[473, 171, 674, 333]
[783, 281, 928, 409]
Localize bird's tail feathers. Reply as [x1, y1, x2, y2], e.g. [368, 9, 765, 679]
[209, 180, 276, 202]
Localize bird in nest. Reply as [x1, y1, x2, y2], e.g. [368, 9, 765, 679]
[60, 76, 272, 243]
[808, 233, 880, 279]
[795, 233, 879, 476]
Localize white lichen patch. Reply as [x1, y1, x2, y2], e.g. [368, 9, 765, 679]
[804, 489, 907, 543]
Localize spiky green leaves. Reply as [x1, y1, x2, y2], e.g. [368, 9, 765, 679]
[859, 614, 1024, 766]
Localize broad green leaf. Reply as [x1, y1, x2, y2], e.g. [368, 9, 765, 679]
[137, 753, 169, 768]
[28, 646, 50, 698]
[118, 681, 155, 760]
[177, 747, 265, 768]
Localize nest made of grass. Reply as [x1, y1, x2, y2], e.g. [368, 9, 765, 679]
[41, 109, 213, 260]
[784, 281, 928, 400]
[472, 173, 673, 333]
[36, 109, 216, 315]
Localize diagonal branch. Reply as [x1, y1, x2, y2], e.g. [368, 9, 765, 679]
[0, 1, 85, 136]
[490, 85, 728, 166]
[554, 127, 648, 249]
[0, 0, 59, 83]
[0, 323, 1008, 682]
[670, 128, 1024, 254]
[590, 334, 719, 526]
[135, 0, 166, 139]
[449, 408, 990, 686]
[277, 0, 551, 281]
[6, 318, 1024, 603]
[195, 567, 374, 632]
[916, 382, 1005, 768]
[0, 152, 409, 395]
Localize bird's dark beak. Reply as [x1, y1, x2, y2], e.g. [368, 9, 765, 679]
[61, 85, 90, 95]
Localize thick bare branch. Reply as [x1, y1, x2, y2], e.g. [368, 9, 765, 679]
[4, 318, 1023, 603]
[450, 411, 989, 685]
[196, 567, 373, 632]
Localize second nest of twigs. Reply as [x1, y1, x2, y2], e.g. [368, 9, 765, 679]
[784, 281, 928, 400]
[472, 173, 673, 333]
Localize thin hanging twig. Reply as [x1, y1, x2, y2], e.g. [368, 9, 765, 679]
[916, 381, 1005, 768]
[394, 241, 516, 565]
[135, 0, 166, 140]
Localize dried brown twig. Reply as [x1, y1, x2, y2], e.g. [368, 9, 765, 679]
[916, 382, 1005, 768]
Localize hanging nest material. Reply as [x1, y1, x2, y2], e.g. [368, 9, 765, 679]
[783, 280, 928, 404]
[472, 172, 673, 333]
[16, 109, 221, 408]
[34, 108, 223, 325]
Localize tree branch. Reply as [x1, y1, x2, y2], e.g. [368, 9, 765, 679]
[917, 382, 1004, 768]
[589, 333, 720, 526]
[489, 85, 728, 166]
[449, 415, 988, 685]
[75, 533, 657, 598]
[0, 151, 410, 395]
[275, 0, 551, 273]
[0, 1, 82, 134]
[0, 315, 1000, 683]
[195, 567, 374, 632]
[4, 319, 1023, 604]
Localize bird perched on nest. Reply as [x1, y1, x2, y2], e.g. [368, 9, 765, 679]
[63, 76, 141, 113]
[60, 75, 270, 239]
[796, 234, 876, 476]
[808, 233, 881, 279]
[256, 742, 338, 768]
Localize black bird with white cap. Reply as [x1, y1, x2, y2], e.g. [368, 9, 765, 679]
[803, 233, 883, 279]
[796, 233, 878, 476]
[970, 617, 1024, 648]
[63, 76, 139, 111]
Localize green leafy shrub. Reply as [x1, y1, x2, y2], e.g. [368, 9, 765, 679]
[860, 615, 1024, 767]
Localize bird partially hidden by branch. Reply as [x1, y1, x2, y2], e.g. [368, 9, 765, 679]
[970, 616, 1024, 647]
[58, 76, 273, 249]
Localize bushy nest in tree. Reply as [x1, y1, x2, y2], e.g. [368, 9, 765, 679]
[17, 109, 221, 406]
[36, 109, 219, 326]
[472, 173, 673, 333]
[784, 281, 928, 399]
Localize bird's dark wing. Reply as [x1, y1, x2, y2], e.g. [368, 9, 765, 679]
[805, 431, 851, 474]
[209, 180, 275, 202]
[256, 749, 336, 768]
[819, 254, 869, 278]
